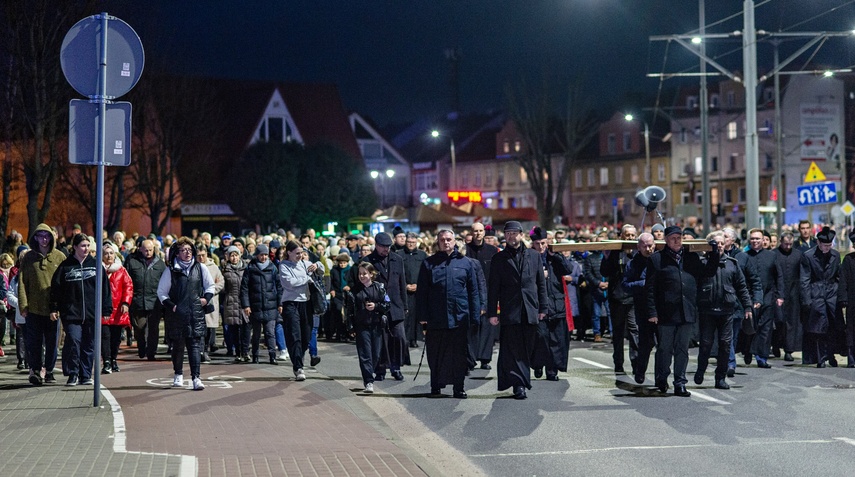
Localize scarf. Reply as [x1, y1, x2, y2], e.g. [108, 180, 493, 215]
[665, 246, 683, 264]
[176, 258, 195, 275]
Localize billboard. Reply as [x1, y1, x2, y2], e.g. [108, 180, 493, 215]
[800, 103, 842, 164]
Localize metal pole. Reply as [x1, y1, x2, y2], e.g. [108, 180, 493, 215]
[744, 0, 760, 228]
[92, 12, 109, 407]
[700, 0, 711, 235]
[773, 41, 784, 237]
[644, 122, 651, 184]
[450, 138, 456, 191]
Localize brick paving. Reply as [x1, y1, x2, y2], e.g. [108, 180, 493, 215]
[0, 346, 430, 476]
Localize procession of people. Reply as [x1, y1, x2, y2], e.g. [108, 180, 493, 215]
[2, 217, 854, 400]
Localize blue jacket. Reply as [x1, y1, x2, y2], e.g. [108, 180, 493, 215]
[415, 248, 481, 330]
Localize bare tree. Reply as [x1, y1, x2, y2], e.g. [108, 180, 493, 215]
[125, 74, 221, 234]
[58, 165, 128, 233]
[0, 1, 95, 237]
[506, 78, 598, 228]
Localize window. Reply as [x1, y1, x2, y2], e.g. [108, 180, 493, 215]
[711, 156, 718, 173]
[588, 200, 597, 217]
[576, 201, 585, 217]
[631, 165, 639, 184]
[268, 117, 284, 143]
[485, 170, 493, 187]
[497, 167, 504, 186]
[727, 91, 735, 107]
[514, 140, 521, 152]
[738, 187, 746, 202]
[615, 166, 624, 184]
[724, 188, 733, 203]
[727, 121, 737, 140]
[694, 126, 701, 139]
[680, 128, 687, 144]
[679, 158, 688, 177]
[607, 134, 616, 154]
[623, 132, 632, 152]
[520, 167, 528, 184]
[710, 94, 720, 108]
[587, 168, 595, 187]
[474, 171, 482, 187]
[680, 191, 691, 204]
[694, 156, 703, 175]
[657, 163, 666, 181]
[503, 140, 510, 154]
[687, 96, 698, 109]
[415, 172, 438, 191]
[599, 167, 609, 186]
[460, 169, 468, 187]
[764, 153, 773, 170]
[574, 169, 583, 188]
[258, 124, 266, 141]
[729, 153, 738, 172]
[510, 197, 518, 208]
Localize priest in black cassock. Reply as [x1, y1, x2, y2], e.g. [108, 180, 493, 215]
[415, 230, 481, 398]
[487, 221, 548, 400]
[529, 226, 572, 381]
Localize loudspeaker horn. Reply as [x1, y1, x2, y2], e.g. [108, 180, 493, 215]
[638, 185, 667, 212]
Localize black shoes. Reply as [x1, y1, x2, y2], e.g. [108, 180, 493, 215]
[429, 388, 442, 397]
[29, 374, 43, 386]
[784, 353, 794, 362]
[744, 353, 753, 365]
[513, 386, 527, 400]
[251, 356, 259, 364]
[453, 390, 468, 399]
[694, 370, 704, 385]
[269, 357, 278, 365]
[44, 373, 56, 383]
[614, 366, 625, 375]
[715, 379, 730, 390]
[656, 382, 668, 394]
[817, 361, 827, 368]
[112, 362, 120, 372]
[534, 368, 543, 379]
[409, 340, 419, 348]
[102, 361, 112, 374]
[634, 373, 645, 384]
[201, 353, 212, 364]
[392, 371, 404, 381]
[375, 373, 385, 381]
[829, 357, 839, 368]
[757, 361, 771, 369]
[310, 355, 321, 367]
[480, 363, 491, 370]
[727, 368, 736, 378]
[66, 375, 79, 387]
[674, 384, 691, 397]
[546, 374, 559, 381]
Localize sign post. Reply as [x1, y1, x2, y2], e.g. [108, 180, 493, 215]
[61, 13, 143, 407]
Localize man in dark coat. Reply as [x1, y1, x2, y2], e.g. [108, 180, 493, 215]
[645, 226, 719, 397]
[724, 228, 762, 375]
[583, 248, 608, 341]
[416, 230, 481, 398]
[466, 222, 500, 370]
[390, 226, 407, 253]
[529, 227, 572, 381]
[837, 230, 855, 367]
[125, 239, 166, 360]
[487, 221, 548, 399]
[774, 232, 803, 361]
[800, 226, 841, 367]
[600, 224, 639, 374]
[623, 232, 656, 385]
[795, 220, 817, 252]
[398, 232, 427, 348]
[350, 232, 409, 379]
[745, 228, 784, 369]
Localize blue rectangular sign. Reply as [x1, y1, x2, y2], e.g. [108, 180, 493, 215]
[797, 181, 837, 206]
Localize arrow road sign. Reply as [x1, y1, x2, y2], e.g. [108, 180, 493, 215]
[797, 181, 838, 206]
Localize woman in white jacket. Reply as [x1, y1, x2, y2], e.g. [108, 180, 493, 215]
[279, 240, 324, 381]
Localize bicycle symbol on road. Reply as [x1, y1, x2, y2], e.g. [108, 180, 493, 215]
[146, 375, 246, 389]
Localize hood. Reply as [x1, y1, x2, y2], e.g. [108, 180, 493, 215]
[28, 223, 57, 254]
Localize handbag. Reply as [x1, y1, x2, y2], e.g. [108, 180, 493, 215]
[308, 276, 328, 315]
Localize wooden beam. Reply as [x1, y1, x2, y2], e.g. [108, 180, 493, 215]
[549, 240, 713, 253]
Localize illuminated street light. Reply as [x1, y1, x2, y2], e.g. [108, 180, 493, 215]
[430, 129, 457, 190]
[370, 170, 379, 179]
[625, 114, 651, 184]
[386, 169, 395, 178]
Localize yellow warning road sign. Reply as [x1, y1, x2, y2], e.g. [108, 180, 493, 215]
[804, 161, 827, 183]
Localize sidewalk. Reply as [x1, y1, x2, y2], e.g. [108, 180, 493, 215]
[0, 344, 431, 477]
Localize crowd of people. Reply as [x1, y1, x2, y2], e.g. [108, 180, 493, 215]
[0, 217, 851, 399]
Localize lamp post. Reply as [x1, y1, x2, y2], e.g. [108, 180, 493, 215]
[371, 169, 395, 208]
[625, 115, 650, 184]
[431, 130, 456, 191]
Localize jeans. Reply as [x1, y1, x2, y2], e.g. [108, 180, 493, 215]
[223, 323, 234, 354]
[62, 318, 96, 380]
[24, 313, 58, 374]
[309, 314, 319, 357]
[275, 321, 287, 352]
[592, 298, 610, 335]
[171, 334, 202, 379]
[355, 322, 384, 385]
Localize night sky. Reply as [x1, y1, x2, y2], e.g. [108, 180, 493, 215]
[104, 0, 855, 126]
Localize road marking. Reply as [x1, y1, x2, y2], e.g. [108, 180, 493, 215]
[691, 391, 731, 405]
[573, 357, 612, 369]
[834, 437, 855, 446]
[101, 386, 198, 476]
[467, 439, 835, 457]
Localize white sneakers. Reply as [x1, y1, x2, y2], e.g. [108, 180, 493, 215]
[295, 369, 306, 381]
[279, 350, 289, 361]
[192, 377, 205, 391]
[172, 374, 183, 387]
[364, 383, 374, 393]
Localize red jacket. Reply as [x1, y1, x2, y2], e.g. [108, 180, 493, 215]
[105, 264, 133, 326]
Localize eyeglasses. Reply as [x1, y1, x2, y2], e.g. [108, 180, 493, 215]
[177, 248, 193, 254]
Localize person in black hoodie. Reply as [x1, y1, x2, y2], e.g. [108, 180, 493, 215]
[349, 261, 390, 394]
[50, 234, 112, 386]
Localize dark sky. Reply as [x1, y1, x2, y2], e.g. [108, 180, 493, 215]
[104, 0, 855, 126]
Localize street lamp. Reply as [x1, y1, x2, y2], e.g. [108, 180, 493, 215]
[625, 114, 650, 184]
[431, 129, 456, 190]
[370, 169, 395, 208]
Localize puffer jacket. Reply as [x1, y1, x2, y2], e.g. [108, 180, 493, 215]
[104, 261, 132, 326]
[697, 255, 752, 316]
[221, 260, 248, 325]
[125, 252, 166, 311]
[160, 260, 214, 340]
[50, 254, 113, 322]
[241, 258, 283, 322]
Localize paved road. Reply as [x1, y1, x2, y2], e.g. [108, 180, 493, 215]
[3, 336, 855, 476]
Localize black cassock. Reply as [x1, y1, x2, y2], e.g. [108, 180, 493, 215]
[531, 250, 572, 374]
[466, 241, 500, 364]
[487, 243, 548, 392]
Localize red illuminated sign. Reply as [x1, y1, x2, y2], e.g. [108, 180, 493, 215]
[447, 191, 482, 203]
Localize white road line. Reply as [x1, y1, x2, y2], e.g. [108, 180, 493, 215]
[101, 386, 199, 476]
[467, 439, 835, 458]
[833, 437, 855, 446]
[691, 391, 732, 405]
[573, 357, 612, 369]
